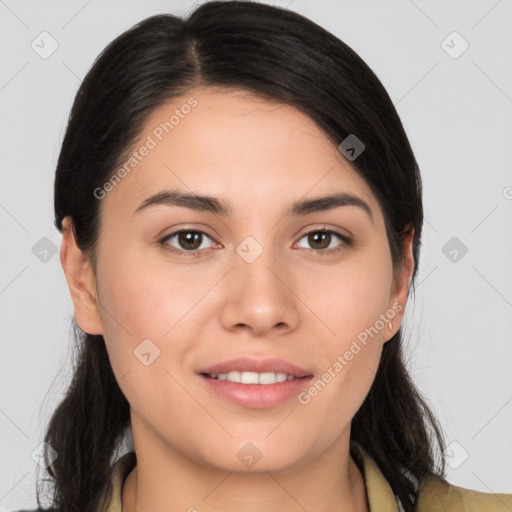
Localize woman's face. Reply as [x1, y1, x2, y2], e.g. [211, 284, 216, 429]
[65, 87, 412, 473]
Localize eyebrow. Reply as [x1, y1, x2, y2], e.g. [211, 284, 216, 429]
[133, 190, 373, 222]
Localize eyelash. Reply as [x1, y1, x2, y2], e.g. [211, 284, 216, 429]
[158, 227, 353, 258]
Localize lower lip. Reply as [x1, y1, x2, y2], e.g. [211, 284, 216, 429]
[199, 374, 313, 408]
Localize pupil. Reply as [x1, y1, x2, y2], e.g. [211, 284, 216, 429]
[179, 231, 201, 250]
[310, 231, 330, 249]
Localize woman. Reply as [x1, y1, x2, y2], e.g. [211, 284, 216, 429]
[22, 1, 511, 511]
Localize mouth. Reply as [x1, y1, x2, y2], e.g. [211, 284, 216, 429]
[198, 356, 313, 380]
[200, 371, 311, 385]
[197, 356, 314, 408]
[198, 372, 314, 409]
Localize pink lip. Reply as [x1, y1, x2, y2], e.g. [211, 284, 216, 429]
[198, 356, 312, 378]
[199, 374, 314, 408]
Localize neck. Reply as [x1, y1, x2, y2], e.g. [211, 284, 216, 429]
[121, 434, 369, 512]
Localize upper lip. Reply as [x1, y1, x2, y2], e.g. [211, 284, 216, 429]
[199, 356, 312, 378]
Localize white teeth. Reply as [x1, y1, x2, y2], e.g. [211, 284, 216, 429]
[208, 371, 297, 384]
[241, 371, 259, 384]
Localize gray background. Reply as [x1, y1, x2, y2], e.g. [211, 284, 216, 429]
[1, 0, 511, 509]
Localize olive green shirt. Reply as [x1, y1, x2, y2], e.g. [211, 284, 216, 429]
[98, 450, 512, 511]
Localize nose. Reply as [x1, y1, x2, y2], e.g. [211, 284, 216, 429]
[219, 244, 300, 337]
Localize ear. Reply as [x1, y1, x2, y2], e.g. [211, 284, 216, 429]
[386, 225, 415, 340]
[60, 216, 103, 335]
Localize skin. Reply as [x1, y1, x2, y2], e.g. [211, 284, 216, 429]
[60, 87, 414, 512]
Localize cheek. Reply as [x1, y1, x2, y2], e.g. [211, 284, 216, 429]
[96, 239, 196, 338]
[94, 242, 214, 390]
[94, 254, 193, 422]
[299, 249, 393, 408]
[93, 242, 170, 376]
[308, 251, 394, 341]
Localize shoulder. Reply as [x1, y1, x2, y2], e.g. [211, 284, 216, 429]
[417, 475, 512, 511]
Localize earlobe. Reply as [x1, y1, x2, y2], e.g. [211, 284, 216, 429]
[60, 216, 103, 335]
[386, 226, 415, 340]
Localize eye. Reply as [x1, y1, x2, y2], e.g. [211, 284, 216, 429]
[295, 228, 352, 255]
[160, 229, 216, 257]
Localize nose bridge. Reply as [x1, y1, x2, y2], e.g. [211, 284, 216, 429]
[235, 234, 269, 266]
[219, 232, 299, 334]
[234, 233, 285, 298]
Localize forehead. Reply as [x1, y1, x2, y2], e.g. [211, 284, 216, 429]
[100, 87, 379, 219]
